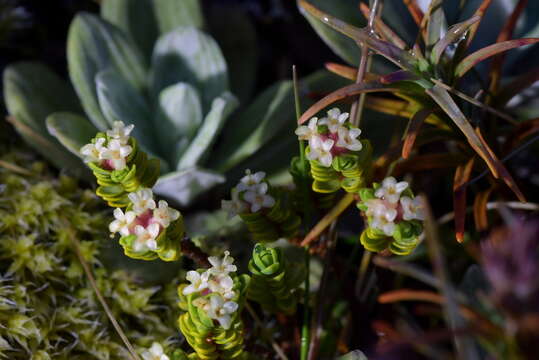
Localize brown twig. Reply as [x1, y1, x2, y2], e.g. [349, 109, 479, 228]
[181, 237, 210, 267]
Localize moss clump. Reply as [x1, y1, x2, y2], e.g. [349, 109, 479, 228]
[0, 149, 180, 359]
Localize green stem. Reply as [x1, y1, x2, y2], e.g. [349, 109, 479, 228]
[293, 65, 311, 360]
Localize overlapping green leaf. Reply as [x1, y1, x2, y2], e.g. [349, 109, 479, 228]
[151, 26, 228, 110]
[67, 13, 148, 130]
[46, 112, 98, 156]
[152, 0, 204, 34]
[177, 92, 238, 170]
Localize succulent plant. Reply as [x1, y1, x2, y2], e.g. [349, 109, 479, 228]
[3, 0, 343, 206]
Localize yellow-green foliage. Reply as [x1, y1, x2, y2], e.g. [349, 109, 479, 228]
[247, 244, 304, 315]
[88, 134, 160, 207]
[177, 275, 250, 360]
[0, 149, 179, 359]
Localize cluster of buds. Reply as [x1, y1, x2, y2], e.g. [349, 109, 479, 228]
[178, 251, 250, 359]
[109, 187, 183, 261]
[222, 170, 301, 242]
[295, 108, 372, 194]
[357, 177, 424, 255]
[80, 121, 160, 207]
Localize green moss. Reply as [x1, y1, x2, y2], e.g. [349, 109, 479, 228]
[0, 149, 180, 359]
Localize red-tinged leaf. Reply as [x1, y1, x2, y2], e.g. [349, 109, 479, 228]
[497, 66, 539, 105]
[473, 186, 494, 231]
[402, 108, 433, 158]
[393, 153, 465, 175]
[505, 117, 539, 150]
[359, 2, 407, 50]
[324, 62, 381, 82]
[464, 0, 493, 49]
[425, 0, 447, 49]
[402, 0, 423, 26]
[298, 82, 400, 124]
[453, 158, 475, 243]
[455, 38, 539, 78]
[474, 127, 526, 202]
[430, 16, 480, 65]
[489, 0, 529, 93]
[298, 0, 417, 70]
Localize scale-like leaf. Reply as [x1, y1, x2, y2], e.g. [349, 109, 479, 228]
[177, 92, 238, 170]
[153, 167, 225, 206]
[152, 0, 204, 34]
[101, 0, 158, 62]
[455, 38, 539, 78]
[3, 62, 82, 135]
[151, 26, 228, 110]
[155, 82, 202, 163]
[96, 69, 155, 152]
[46, 112, 98, 156]
[67, 13, 148, 131]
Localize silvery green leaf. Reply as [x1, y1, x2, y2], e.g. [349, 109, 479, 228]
[299, 0, 365, 65]
[208, 5, 257, 104]
[100, 0, 158, 62]
[67, 13, 148, 130]
[46, 112, 98, 157]
[337, 350, 368, 360]
[151, 26, 228, 109]
[3, 62, 82, 135]
[96, 69, 155, 152]
[177, 92, 238, 170]
[155, 82, 202, 162]
[153, 0, 204, 34]
[153, 167, 225, 206]
[211, 81, 294, 172]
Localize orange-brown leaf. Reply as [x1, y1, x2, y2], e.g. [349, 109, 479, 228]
[473, 186, 494, 231]
[453, 158, 475, 243]
[359, 2, 407, 50]
[402, 108, 433, 158]
[402, 0, 424, 26]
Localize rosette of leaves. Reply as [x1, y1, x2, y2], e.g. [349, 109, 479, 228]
[357, 185, 423, 255]
[298, 0, 539, 240]
[177, 274, 251, 360]
[3, 0, 343, 206]
[0, 148, 180, 359]
[247, 244, 304, 315]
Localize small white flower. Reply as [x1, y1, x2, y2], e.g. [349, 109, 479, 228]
[206, 294, 239, 330]
[80, 137, 106, 163]
[365, 199, 397, 220]
[371, 213, 397, 236]
[208, 251, 237, 276]
[182, 270, 210, 295]
[141, 342, 169, 360]
[133, 223, 160, 252]
[236, 169, 266, 192]
[375, 177, 409, 204]
[128, 188, 156, 215]
[208, 274, 235, 299]
[295, 117, 319, 142]
[100, 139, 132, 170]
[243, 183, 275, 213]
[109, 208, 136, 236]
[400, 196, 425, 221]
[221, 188, 248, 219]
[192, 296, 211, 311]
[336, 127, 362, 151]
[152, 200, 180, 228]
[107, 121, 134, 145]
[319, 108, 349, 133]
[307, 136, 334, 167]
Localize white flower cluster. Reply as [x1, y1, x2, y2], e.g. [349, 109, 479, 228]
[80, 121, 134, 170]
[141, 342, 169, 360]
[221, 169, 275, 219]
[183, 251, 239, 330]
[365, 177, 425, 236]
[295, 108, 362, 167]
[109, 188, 180, 252]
